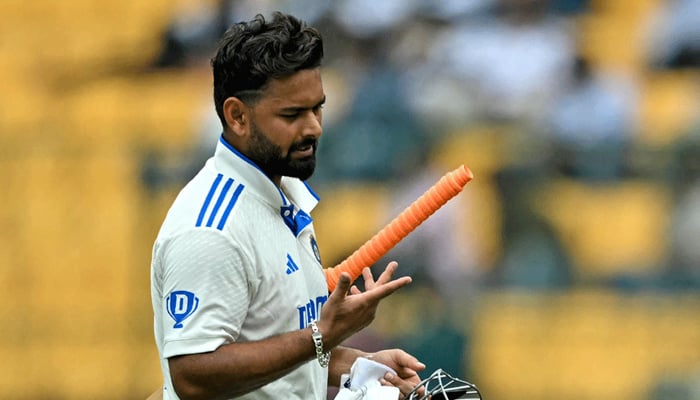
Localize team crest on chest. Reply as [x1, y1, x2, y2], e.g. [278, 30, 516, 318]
[310, 235, 322, 265]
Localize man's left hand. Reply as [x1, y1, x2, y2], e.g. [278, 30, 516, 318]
[368, 349, 426, 399]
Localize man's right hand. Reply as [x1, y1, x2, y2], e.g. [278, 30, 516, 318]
[318, 261, 411, 348]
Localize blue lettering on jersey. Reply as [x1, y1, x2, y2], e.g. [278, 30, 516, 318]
[286, 254, 300, 275]
[297, 295, 328, 329]
[166, 290, 199, 328]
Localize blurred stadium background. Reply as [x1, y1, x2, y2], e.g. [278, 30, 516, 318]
[1, 0, 700, 399]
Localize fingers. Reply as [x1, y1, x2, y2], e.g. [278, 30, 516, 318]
[362, 261, 400, 291]
[361, 267, 375, 290]
[350, 275, 412, 299]
[329, 272, 351, 301]
[368, 350, 426, 398]
[366, 275, 412, 302]
[376, 261, 399, 285]
[381, 372, 421, 399]
[328, 265, 411, 305]
[395, 352, 426, 373]
[327, 266, 411, 321]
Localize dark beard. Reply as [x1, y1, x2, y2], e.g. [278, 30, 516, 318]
[247, 121, 317, 181]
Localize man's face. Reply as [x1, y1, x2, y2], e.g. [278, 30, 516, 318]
[244, 68, 325, 182]
[246, 116, 317, 181]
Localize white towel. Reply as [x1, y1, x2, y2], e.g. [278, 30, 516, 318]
[334, 357, 400, 400]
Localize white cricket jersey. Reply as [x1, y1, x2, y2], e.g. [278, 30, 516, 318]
[151, 135, 329, 399]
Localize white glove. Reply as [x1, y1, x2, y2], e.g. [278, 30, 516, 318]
[334, 357, 400, 400]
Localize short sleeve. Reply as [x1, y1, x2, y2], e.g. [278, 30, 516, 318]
[157, 228, 252, 358]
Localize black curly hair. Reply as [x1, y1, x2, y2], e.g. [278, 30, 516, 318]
[211, 12, 324, 126]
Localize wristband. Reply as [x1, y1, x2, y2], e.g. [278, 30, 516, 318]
[310, 320, 331, 368]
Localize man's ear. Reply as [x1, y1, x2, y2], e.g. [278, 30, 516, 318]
[223, 97, 249, 137]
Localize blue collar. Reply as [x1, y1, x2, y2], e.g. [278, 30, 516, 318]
[280, 204, 313, 236]
[213, 134, 319, 236]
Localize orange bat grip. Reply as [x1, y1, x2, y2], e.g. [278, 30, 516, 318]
[324, 165, 474, 291]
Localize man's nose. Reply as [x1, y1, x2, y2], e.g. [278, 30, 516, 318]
[302, 110, 322, 138]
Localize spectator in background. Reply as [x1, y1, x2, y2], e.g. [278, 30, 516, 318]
[665, 125, 700, 289]
[548, 0, 590, 15]
[392, 284, 470, 385]
[313, 30, 430, 184]
[151, 0, 333, 69]
[645, 0, 700, 69]
[489, 163, 575, 289]
[668, 183, 700, 288]
[150, 0, 230, 68]
[543, 55, 638, 180]
[421, 0, 576, 123]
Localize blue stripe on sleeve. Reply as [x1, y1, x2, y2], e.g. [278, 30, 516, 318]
[206, 177, 234, 227]
[217, 183, 245, 230]
[196, 173, 223, 227]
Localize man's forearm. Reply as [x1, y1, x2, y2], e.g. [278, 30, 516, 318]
[169, 327, 318, 400]
[328, 346, 369, 387]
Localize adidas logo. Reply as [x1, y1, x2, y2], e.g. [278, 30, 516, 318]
[286, 254, 300, 275]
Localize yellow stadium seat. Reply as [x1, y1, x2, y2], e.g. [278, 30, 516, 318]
[638, 70, 700, 145]
[535, 179, 672, 278]
[577, 0, 661, 78]
[471, 290, 700, 399]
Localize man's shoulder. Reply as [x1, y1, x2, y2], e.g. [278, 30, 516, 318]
[162, 167, 252, 234]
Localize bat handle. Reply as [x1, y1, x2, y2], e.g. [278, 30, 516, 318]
[324, 165, 473, 291]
